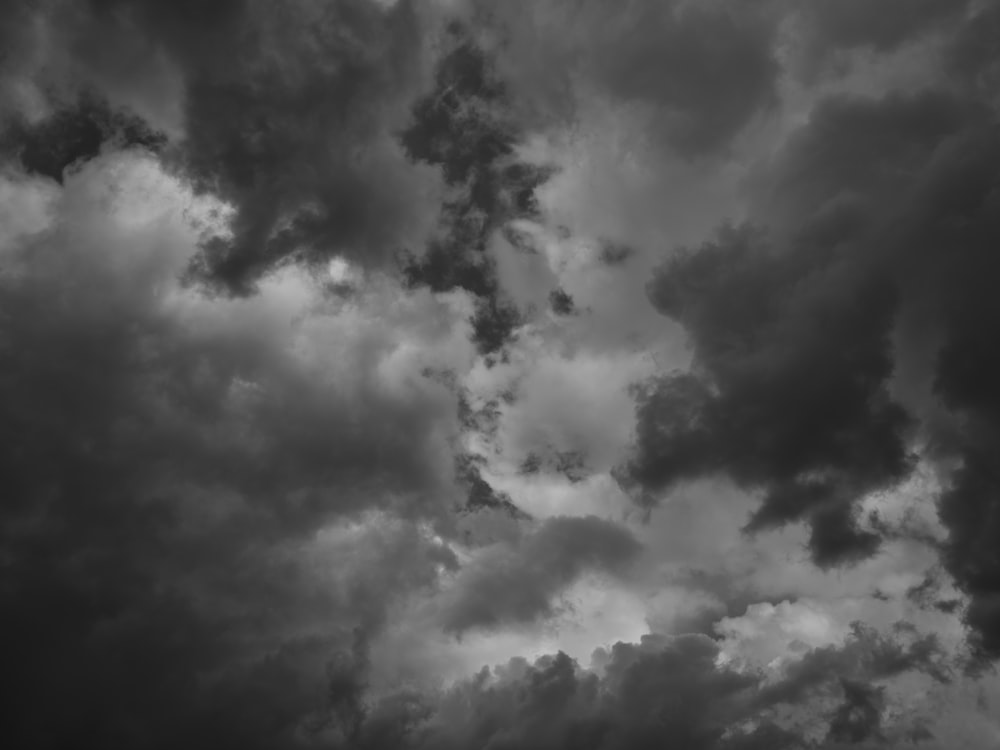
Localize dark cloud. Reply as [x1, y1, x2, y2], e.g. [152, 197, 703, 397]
[398, 634, 768, 750]
[938, 455, 1000, 663]
[802, 0, 966, 51]
[333, 624, 941, 750]
[760, 622, 950, 707]
[177, 0, 435, 292]
[825, 679, 885, 745]
[3, 0, 999, 744]
[0, 152, 464, 747]
[0, 20, 562, 744]
[794, 0, 971, 80]
[398, 26, 556, 353]
[946, 0, 1000, 103]
[548, 287, 577, 316]
[455, 452, 530, 518]
[172, 1, 439, 292]
[598, 239, 636, 267]
[619, 1, 1000, 658]
[618, 221, 913, 566]
[0, 93, 166, 183]
[2, 0, 442, 294]
[579, 0, 780, 155]
[440, 515, 640, 634]
[518, 449, 590, 485]
[750, 90, 976, 233]
[483, 0, 781, 156]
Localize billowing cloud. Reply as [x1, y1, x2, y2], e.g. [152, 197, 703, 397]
[478, 0, 781, 156]
[439, 515, 641, 634]
[619, 220, 914, 566]
[5, 0, 1000, 747]
[0, 152, 468, 748]
[617, 4, 1000, 585]
[2, 0, 443, 292]
[328, 623, 953, 750]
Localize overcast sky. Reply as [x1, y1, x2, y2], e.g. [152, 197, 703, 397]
[3, 1, 1000, 748]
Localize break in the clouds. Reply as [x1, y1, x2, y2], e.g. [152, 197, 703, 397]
[4, 1, 1000, 749]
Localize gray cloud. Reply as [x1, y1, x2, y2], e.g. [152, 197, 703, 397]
[2, 0, 443, 293]
[398, 24, 557, 353]
[618, 1, 1000, 661]
[618, 220, 913, 566]
[793, 0, 971, 81]
[440, 515, 640, 634]
[482, 0, 781, 156]
[826, 679, 885, 745]
[2, 0, 999, 745]
[338, 623, 943, 750]
[0, 152, 464, 748]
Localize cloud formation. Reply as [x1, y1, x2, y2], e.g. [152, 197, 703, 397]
[329, 623, 950, 750]
[440, 515, 640, 634]
[617, 3, 1000, 593]
[2, 0, 442, 292]
[0, 152, 465, 748]
[4, 0, 1000, 748]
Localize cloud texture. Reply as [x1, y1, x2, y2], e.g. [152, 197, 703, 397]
[4, 1, 1000, 748]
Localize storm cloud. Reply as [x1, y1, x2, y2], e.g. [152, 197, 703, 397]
[440, 515, 640, 634]
[617, 0, 1000, 664]
[333, 623, 948, 750]
[3, 1, 1000, 748]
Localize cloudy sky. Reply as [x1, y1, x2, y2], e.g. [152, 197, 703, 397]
[3, 1, 1000, 748]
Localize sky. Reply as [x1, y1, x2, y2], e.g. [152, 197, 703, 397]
[2, 1, 1000, 748]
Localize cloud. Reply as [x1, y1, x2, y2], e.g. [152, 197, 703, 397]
[398, 25, 559, 353]
[339, 622, 947, 750]
[617, 221, 913, 565]
[2, 0, 445, 293]
[617, 3, 1000, 589]
[6, 0, 1000, 744]
[0, 93, 167, 183]
[825, 678, 885, 745]
[791, 0, 971, 82]
[439, 515, 640, 634]
[481, 0, 781, 156]
[397, 634, 771, 750]
[0, 152, 469, 748]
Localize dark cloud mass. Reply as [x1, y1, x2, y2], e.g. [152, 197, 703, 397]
[825, 679, 885, 745]
[580, 0, 779, 154]
[620, 1, 1000, 660]
[0, 155, 460, 747]
[398, 25, 557, 353]
[3, 0, 1000, 748]
[334, 624, 943, 750]
[623, 222, 914, 566]
[0, 94, 167, 183]
[793, 0, 971, 79]
[481, 0, 781, 155]
[4, 0, 438, 293]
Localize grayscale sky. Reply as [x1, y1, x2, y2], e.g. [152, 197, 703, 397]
[2, 1, 1000, 748]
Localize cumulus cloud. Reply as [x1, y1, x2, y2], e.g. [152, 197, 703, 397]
[617, 2, 1000, 594]
[439, 515, 641, 634]
[0, 152, 467, 748]
[326, 623, 955, 750]
[2, 0, 443, 292]
[5, 0, 1000, 747]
